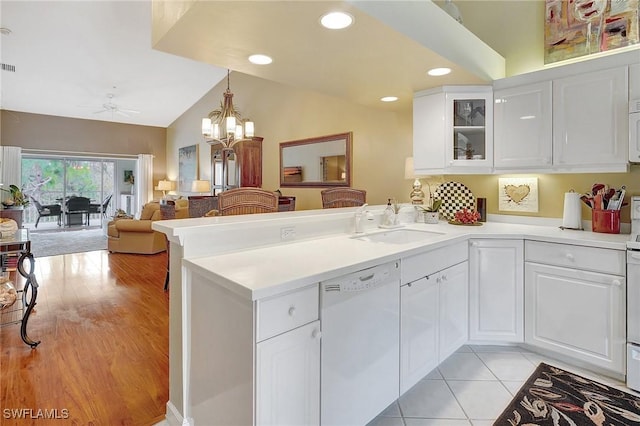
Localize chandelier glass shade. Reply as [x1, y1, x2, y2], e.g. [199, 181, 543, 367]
[202, 70, 254, 148]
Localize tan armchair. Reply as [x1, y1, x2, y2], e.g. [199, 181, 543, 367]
[107, 202, 166, 254]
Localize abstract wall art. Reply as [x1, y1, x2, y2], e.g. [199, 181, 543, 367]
[545, 0, 639, 64]
[178, 144, 199, 192]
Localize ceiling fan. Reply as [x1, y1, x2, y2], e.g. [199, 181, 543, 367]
[92, 93, 140, 117]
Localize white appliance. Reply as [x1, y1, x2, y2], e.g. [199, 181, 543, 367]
[629, 99, 640, 163]
[627, 195, 640, 390]
[321, 261, 400, 426]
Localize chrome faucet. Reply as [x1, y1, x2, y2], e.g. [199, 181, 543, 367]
[355, 204, 373, 234]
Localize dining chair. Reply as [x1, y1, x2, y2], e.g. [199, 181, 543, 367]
[321, 188, 366, 208]
[217, 188, 278, 216]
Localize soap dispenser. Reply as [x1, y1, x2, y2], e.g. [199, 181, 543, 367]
[383, 199, 394, 227]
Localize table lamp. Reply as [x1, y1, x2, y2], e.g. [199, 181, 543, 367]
[155, 180, 176, 198]
[191, 180, 211, 195]
[404, 157, 428, 205]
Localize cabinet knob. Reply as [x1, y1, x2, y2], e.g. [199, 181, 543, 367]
[312, 329, 322, 339]
[612, 280, 622, 287]
[441, 274, 448, 282]
[470, 241, 479, 247]
[436, 277, 442, 284]
[565, 253, 575, 261]
[288, 306, 296, 316]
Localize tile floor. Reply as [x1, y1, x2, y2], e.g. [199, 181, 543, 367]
[366, 344, 636, 426]
[156, 345, 636, 426]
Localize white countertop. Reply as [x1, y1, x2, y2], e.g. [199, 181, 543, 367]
[183, 220, 630, 301]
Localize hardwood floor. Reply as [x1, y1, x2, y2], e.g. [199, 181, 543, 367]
[0, 250, 169, 426]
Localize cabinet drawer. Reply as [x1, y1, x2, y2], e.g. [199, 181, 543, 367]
[402, 241, 468, 284]
[256, 284, 319, 342]
[525, 240, 625, 276]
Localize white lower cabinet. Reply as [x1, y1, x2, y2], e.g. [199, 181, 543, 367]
[469, 239, 524, 342]
[401, 276, 439, 394]
[256, 320, 321, 426]
[438, 261, 469, 361]
[524, 240, 626, 375]
[400, 260, 468, 394]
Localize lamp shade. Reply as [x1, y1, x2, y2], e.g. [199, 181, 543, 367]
[404, 157, 416, 180]
[191, 180, 211, 193]
[156, 180, 175, 192]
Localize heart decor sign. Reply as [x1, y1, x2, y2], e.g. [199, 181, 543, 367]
[504, 184, 530, 204]
[498, 177, 539, 213]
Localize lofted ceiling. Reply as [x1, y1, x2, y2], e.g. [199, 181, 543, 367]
[0, 1, 545, 128]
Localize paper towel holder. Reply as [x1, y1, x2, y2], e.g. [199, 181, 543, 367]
[559, 189, 584, 231]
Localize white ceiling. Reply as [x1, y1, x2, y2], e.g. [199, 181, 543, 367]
[0, 1, 544, 128]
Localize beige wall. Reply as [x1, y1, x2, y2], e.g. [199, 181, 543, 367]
[167, 72, 413, 210]
[168, 72, 640, 223]
[449, 170, 640, 224]
[0, 110, 168, 192]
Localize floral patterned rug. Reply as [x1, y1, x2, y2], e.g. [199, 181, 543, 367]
[494, 363, 640, 425]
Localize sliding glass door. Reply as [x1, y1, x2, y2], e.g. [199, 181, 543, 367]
[21, 156, 115, 227]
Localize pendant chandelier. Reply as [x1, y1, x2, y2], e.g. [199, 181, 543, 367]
[201, 70, 254, 148]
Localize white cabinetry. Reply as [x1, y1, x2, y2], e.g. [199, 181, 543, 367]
[256, 321, 320, 426]
[413, 86, 493, 174]
[493, 82, 553, 170]
[524, 241, 626, 374]
[401, 276, 439, 394]
[400, 242, 468, 394]
[469, 239, 524, 342]
[438, 261, 469, 361]
[256, 285, 320, 426]
[185, 273, 320, 426]
[553, 67, 628, 169]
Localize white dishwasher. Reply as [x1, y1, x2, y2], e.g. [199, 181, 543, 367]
[321, 261, 400, 426]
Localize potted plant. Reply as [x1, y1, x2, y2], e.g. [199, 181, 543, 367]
[417, 199, 442, 224]
[1, 185, 29, 208]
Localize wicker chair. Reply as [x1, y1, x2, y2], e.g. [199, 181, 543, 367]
[217, 188, 278, 216]
[321, 188, 366, 208]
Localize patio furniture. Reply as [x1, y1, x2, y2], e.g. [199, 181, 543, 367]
[89, 194, 112, 219]
[64, 196, 91, 227]
[30, 196, 62, 228]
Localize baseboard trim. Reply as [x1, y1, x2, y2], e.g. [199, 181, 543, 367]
[165, 401, 183, 426]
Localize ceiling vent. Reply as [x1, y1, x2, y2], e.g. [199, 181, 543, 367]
[1, 63, 16, 72]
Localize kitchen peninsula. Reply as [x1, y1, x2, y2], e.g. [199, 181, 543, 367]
[154, 208, 629, 426]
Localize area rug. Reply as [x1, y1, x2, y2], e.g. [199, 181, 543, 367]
[28, 228, 107, 258]
[494, 362, 640, 425]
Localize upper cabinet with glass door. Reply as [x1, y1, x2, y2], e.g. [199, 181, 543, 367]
[413, 86, 493, 175]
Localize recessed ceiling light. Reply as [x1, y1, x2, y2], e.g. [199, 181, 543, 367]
[320, 12, 354, 30]
[380, 96, 398, 102]
[427, 67, 452, 76]
[249, 54, 273, 65]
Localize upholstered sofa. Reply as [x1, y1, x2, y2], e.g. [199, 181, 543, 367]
[107, 199, 188, 254]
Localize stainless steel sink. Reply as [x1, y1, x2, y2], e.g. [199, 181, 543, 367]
[352, 228, 444, 244]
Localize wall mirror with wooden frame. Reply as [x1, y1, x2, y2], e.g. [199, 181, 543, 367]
[279, 132, 352, 187]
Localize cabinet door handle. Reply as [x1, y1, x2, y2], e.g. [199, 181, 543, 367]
[612, 280, 622, 287]
[288, 306, 296, 316]
[441, 274, 448, 282]
[565, 253, 575, 261]
[312, 329, 322, 339]
[436, 277, 442, 284]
